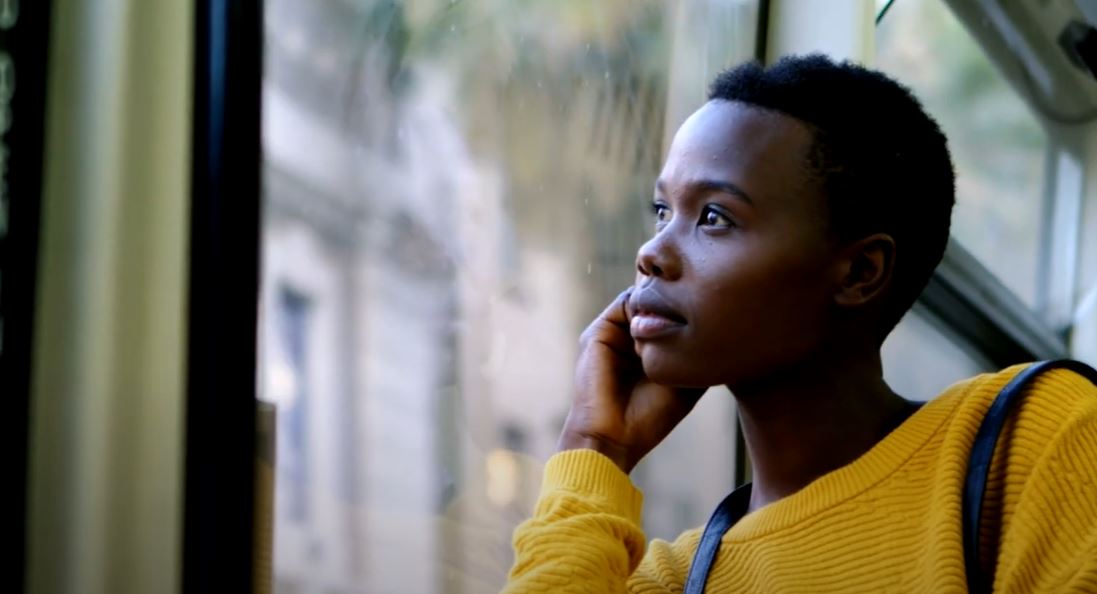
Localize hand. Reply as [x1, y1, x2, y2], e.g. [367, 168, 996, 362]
[558, 288, 706, 474]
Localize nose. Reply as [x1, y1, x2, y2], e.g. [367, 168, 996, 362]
[636, 231, 682, 281]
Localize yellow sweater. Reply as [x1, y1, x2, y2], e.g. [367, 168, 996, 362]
[505, 366, 1097, 592]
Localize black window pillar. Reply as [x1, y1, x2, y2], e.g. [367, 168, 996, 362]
[2, 1, 54, 591]
[184, 0, 263, 592]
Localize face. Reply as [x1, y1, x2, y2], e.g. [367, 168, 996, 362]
[628, 100, 842, 388]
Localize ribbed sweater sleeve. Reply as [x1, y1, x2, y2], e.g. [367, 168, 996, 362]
[503, 449, 685, 593]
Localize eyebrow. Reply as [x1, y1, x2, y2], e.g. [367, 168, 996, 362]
[655, 179, 755, 206]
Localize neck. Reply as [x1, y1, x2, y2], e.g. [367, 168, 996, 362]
[732, 348, 917, 512]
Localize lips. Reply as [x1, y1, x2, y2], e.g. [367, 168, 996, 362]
[628, 288, 687, 339]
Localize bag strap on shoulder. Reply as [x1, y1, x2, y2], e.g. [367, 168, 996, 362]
[963, 359, 1097, 594]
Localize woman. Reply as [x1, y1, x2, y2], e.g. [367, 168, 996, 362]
[504, 55, 1097, 592]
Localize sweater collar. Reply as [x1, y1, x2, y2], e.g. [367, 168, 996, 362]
[726, 381, 967, 541]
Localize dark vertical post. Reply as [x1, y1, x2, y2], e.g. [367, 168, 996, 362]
[2, 0, 53, 590]
[754, 0, 771, 64]
[184, 0, 263, 592]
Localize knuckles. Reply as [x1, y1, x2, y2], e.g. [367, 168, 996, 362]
[578, 326, 595, 349]
[578, 318, 608, 349]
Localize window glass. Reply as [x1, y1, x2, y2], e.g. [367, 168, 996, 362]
[261, 1, 758, 591]
[632, 385, 739, 542]
[882, 307, 993, 401]
[876, 0, 1049, 306]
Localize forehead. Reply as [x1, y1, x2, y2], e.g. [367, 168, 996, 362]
[659, 100, 818, 209]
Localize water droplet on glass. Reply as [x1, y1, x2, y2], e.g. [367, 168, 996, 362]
[450, 25, 456, 32]
[587, 262, 592, 275]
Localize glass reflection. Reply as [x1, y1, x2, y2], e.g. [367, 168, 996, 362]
[261, 1, 758, 591]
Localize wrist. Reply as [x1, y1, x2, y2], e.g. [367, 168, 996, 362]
[557, 431, 633, 474]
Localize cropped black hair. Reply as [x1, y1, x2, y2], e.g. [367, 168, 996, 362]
[708, 54, 955, 339]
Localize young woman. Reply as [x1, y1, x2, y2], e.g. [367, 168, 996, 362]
[504, 55, 1097, 592]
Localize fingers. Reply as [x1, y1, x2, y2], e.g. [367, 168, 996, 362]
[580, 288, 636, 355]
[601, 287, 632, 327]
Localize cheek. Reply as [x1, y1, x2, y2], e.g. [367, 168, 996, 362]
[691, 248, 833, 368]
[703, 245, 828, 314]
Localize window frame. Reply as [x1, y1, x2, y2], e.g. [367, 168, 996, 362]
[4, 1, 54, 591]
[922, 239, 1068, 366]
[183, 0, 264, 591]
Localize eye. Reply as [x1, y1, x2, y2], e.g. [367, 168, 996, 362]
[701, 206, 734, 229]
[652, 202, 671, 224]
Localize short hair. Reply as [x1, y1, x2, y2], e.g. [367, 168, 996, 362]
[708, 54, 955, 340]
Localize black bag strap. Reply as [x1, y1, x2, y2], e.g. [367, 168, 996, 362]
[962, 359, 1097, 594]
[683, 359, 1097, 594]
[683, 483, 751, 594]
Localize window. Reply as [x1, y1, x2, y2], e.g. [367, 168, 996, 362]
[258, 2, 1092, 590]
[882, 307, 992, 401]
[873, 0, 1092, 398]
[877, 0, 1049, 307]
[261, 1, 760, 591]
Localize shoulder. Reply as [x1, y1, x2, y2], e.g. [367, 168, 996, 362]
[926, 362, 1097, 481]
[940, 362, 1097, 429]
[976, 364, 1097, 589]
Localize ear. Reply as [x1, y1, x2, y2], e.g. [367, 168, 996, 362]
[833, 233, 896, 308]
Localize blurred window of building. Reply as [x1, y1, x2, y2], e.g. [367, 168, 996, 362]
[277, 288, 312, 523]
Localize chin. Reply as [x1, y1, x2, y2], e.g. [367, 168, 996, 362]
[639, 347, 714, 388]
